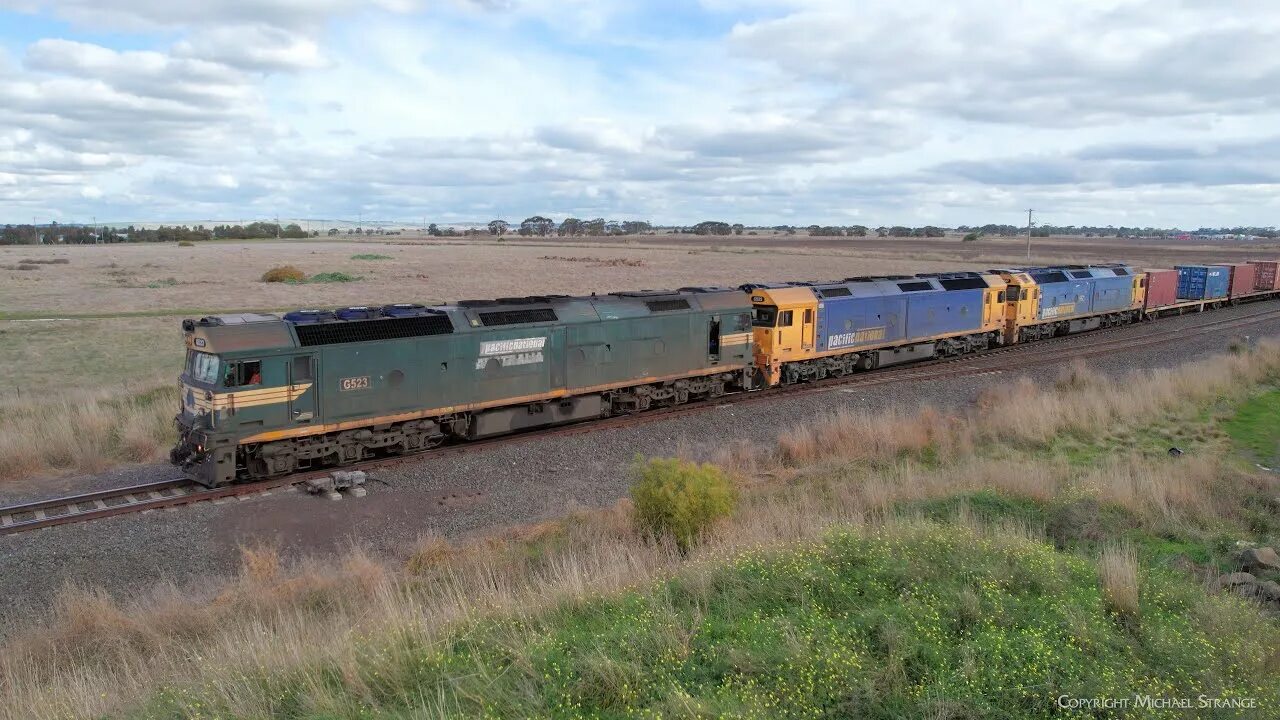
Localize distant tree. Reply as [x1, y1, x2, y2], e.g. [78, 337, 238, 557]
[621, 220, 652, 235]
[875, 226, 888, 237]
[692, 221, 732, 236]
[487, 219, 509, 236]
[731, 223, 745, 235]
[809, 226, 845, 237]
[559, 218, 583, 236]
[519, 216, 555, 237]
[327, 228, 339, 236]
[605, 220, 624, 236]
[962, 231, 982, 242]
[848, 225, 868, 237]
[889, 226, 912, 237]
[581, 218, 607, 236]
[282, 223, 308, 239]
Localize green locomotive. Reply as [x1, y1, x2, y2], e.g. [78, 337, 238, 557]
[171, 289, 754, 486]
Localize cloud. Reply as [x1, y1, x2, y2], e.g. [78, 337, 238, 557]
[726, 0, 1280, 126]
[2, 0, 1279, 227]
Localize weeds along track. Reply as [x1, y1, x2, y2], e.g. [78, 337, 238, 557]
[4, 302, 1279, 536]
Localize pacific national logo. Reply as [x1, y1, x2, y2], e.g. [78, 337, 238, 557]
[477, 337, 547, 370]
[828, 326, 886, 349]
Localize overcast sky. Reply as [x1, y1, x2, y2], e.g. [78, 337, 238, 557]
[2, 0, 1279, 227]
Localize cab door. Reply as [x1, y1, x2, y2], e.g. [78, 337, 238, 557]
[288, 354, 317, 424]
[708, 316, 721, 363]
[801, 308, 815, 351]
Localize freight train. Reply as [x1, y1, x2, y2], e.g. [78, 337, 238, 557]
[171, 260, 1280, 486]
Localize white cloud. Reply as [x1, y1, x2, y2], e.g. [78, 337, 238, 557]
[2, 0, 1279, 226]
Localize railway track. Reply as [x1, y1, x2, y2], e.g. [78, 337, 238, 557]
[3, 301, 1279, 537]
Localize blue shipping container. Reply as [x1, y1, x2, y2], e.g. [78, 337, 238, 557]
[1175, 265, 1230, 300]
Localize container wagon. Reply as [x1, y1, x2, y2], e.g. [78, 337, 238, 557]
[1175, 265, 1230, 301]
[1226, 263, 1258, 299]
[1248, 260, 1279, 291]
[1143, 269, 1179, 312]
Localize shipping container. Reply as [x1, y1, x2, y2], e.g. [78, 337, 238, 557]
[1226, 263, 1257, 298]
[1143, 269, 1179, 310]
[1248, 260, 1279, 291]
[1174, 265, 1231, 300]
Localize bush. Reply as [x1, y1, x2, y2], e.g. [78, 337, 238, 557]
[308, 271, 361, 283]
[962, 232, 982, 242]
[261, 265, 306, 283]
[177, 240, 195, 247]
[630, 457, 736, 549]
[350, 253, 392, 260]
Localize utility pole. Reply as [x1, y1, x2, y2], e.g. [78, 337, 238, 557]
[1025, 208, 1035, 261]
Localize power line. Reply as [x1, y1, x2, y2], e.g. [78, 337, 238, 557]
[1024, 206, 1034, 258]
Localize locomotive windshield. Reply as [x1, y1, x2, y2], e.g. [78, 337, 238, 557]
[752, 306, 779, 327]
[187, 350, 220, 384]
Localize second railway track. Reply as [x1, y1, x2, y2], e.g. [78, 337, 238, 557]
[3, 301, 1279, 538]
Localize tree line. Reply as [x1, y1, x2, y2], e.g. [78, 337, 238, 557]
[480, 217, 655, 237]
[7, 218, 1275, 246]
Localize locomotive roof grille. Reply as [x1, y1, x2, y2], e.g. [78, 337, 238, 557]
[478, 308, 558, 326]
[1111, 268, 1129, 276]
[1069, 270, 1095, 279]
[817, 287, 852, 297]
[645, 299, 691, 312]
[1032, 270, 1071, 284]
[295, 314, 454, 346]
[938, 277, 988, 291]
[896, 281, 935, 292]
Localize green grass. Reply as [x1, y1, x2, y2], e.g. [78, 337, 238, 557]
[135, 522, 1280, 719]
[350, 253, 393, 260]
[302, 271, 362, 283]
[1223, 387, 1280, 468]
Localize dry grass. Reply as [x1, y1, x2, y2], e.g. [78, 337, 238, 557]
[729, 341, 1280, 479]
[1099, 542, 1141, 622]
[0, 239, 1005, 317]
[0, 386, 177, 482]
[539, 254, 646, 267]
[2, 345, 1279, 717]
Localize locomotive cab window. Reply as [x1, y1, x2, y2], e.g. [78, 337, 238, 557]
[224, 360, 262, 387]
[752, 306, 778, 327]
[778, 310, 794, 327]
[187, 351, 220, 384]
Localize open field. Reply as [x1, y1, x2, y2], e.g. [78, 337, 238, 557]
[3, 344, 1277, 718]
[0, 237, 1005, 317]
[6, 233, 1278, 318]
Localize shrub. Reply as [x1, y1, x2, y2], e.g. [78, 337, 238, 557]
[962, 232, 982, 242]
[261, 265, 306, 283]
[350, 253, 392, 260]
[308, 271, 361, 283]
[177, 241, 195, 247]
[630, 457, 736, 549]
